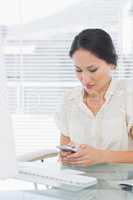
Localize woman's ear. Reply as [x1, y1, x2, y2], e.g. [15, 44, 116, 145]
[110, 64, 116, 70]
[129, 127, 133, 139]
[109, 65, 116, 77]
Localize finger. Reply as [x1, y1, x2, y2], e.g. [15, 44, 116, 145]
[62, 159, 93, 166]
[79, 144, 87, 149]
[67, 159, 92, 165]
[67, 141, 76, 147]
[60, 151, 72, 157]
[65, 151, 82, 159]
[63, 155, 88, 162]
[57, 154, 61, 162]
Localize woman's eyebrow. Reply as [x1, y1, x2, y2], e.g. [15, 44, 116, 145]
[74, 65, 97, 69]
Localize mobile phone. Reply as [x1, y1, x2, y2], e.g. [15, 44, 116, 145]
[56, 145, 79, 153]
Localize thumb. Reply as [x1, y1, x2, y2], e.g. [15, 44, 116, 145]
[79, 144, 87, 149]
[67, 141, 76, 147]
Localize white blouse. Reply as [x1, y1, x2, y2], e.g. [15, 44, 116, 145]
[55, 79, 133, 150]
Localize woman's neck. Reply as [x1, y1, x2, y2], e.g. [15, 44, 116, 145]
[84, 79, 112, 102]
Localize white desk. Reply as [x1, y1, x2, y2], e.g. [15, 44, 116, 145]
[0, 179, 35, 190]
[26, 157, 133, 200]
[0, 191, 60, 200]
[0, 189, 132, 200]
[1, 157, 133, 199]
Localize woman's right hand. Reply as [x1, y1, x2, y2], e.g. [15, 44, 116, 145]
[58, 142, 75, 163]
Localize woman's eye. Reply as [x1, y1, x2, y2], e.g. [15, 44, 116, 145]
[75, 68, 98, 73]
[75, 70, 82, 73]
[89, 68, 97, 73]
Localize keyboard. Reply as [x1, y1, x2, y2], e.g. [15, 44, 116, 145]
[17, 162, 97, 189]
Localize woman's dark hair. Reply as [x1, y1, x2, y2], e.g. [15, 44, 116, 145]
[69, 29, 118, 65]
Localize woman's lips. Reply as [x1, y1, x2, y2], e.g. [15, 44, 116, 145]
[85, 84, 95, 89]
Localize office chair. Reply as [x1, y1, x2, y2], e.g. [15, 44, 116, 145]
[17, 148, 58, 162]
[17, 148, 59, 190]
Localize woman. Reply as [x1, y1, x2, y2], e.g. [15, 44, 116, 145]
[55, 28, 133, 166]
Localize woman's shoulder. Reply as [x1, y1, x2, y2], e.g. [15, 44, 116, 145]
[114, 79, 133, 92]
[125, 79, 133, 90]
[122, 79, 133, 93]
[63, 85, 83, 101]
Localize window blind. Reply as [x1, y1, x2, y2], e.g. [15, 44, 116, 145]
[4, 33, 78, 155]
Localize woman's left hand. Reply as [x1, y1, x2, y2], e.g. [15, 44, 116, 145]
[61, 144, 106, 166]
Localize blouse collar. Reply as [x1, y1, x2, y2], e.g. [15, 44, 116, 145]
[67, 79, 118, 103]
[80, 78, 118, 102]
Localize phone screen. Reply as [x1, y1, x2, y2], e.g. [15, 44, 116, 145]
[57, 145, 78, 153]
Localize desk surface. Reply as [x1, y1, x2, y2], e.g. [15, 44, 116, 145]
[36, 157, 133, 199]
[0, 189, 132, 200]
[0, 191, 60, 200]
[1, 157, 133, 199]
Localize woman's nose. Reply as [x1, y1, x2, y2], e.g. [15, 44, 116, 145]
[81, 72, 92, 84]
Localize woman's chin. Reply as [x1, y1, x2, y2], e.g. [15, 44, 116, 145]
[85, 87, 96, 94]
[85, 88, 100, 98]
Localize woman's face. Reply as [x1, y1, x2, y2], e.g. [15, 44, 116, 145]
[72, 48, 115, 95]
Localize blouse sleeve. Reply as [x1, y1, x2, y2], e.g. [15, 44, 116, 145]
[54, 91, 70, 137]
[126, 80, 133, 132]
